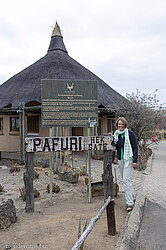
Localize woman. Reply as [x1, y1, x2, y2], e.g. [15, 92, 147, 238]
[112, 117, 138, 212]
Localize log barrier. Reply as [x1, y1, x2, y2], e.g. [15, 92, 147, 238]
[71, 196, 114, 250]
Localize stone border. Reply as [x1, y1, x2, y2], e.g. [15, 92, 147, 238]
[117, 194, 146, 250]
[143, 152, 153, 175]
[115, 153, 154, 249]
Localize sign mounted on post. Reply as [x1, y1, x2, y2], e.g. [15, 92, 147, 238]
[25, 136, 114, 153]
[41, 79, 98, 127]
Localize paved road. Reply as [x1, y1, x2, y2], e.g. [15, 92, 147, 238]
[136, 141, 166, 249]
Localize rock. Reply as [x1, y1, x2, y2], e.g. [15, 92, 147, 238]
[57, 165, 79, 183]
[0, 199, 17, 229]
[91, 182, 104, 197]
[87, 181, 119, 197]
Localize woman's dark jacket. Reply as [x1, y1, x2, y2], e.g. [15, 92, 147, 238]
[114, 130, 138, 163]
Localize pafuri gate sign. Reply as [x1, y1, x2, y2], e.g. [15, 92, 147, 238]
[25, 136, 113, 153]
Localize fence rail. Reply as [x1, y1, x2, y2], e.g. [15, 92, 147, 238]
[71, 196, 113, 250]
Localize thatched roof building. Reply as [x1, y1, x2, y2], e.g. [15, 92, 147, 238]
[0, 22, 124, 110]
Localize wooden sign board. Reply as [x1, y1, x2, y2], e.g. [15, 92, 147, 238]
[25, 136, 114, 152]
[41, 79, 98, 127]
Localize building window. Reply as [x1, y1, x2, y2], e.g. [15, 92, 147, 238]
[27, 116, 39, 133]
[10, 117, 19, 132]
[107, 117, 115, 133]
[0, 118, 3, 132]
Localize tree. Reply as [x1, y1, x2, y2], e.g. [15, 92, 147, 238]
[116, 89, 163, 168]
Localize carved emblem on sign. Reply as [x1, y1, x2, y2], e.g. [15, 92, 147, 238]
[66, 82, 74, 91]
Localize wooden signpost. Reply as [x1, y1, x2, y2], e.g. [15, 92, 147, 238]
[24, 135, 114, 211]
[23, 79, 116, 235]
[24, 135, 116, 236]
[24, 134, 113, 210]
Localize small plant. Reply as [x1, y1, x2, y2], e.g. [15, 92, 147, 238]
[0, 184, 4, 192]
[74, 158, 78, 162]
[34, 188, 40, 198]
[80, 165, 87, 176]
[19, 187, 40, 201]
[19, 187, 26, 201]
[47, 183, 60, 193]
[10, 165, 21, 173]
[70, 156, 73, 161]
[64, 161, 68, 166]
[78, 218, 88, 250]
[34, 170, 39, 179]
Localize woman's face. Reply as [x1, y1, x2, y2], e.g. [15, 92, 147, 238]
[118, 120, 125, 131]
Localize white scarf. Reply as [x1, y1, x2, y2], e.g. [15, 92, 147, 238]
[114, 128, 133, 160]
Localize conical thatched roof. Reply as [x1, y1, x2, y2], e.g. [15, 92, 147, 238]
[0, 22, 125, 109]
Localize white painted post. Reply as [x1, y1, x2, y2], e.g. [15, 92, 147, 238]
[62, 127, 65, 165]
[19, 103, 23, 164]
[53, 127, 56, 162]
[49, 127, 53, 206]
[22, 102, 25, 163]
[88, 127, 92, 203]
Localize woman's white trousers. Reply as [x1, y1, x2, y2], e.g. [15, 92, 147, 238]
[118, 158, 134, 205]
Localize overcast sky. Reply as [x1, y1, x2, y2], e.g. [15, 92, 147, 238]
[0, 0, 166, 107]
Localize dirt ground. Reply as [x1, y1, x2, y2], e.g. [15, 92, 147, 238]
[0, 158, 127, 250]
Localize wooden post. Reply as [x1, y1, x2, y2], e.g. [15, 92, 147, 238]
[49, 127, 53, 206]
[19, 102, 25, 165]
[92, 127, 95, 158]
[19, 103, 23, 165]
[102, 150, 116, 235]
[24, 151, 34, 212]
[56, 127, 60, 162]
[22, 102, 25, 163]
[62, 127, 65, 165]
[52, 127, 56, 172]
[88, 127, 92, 203]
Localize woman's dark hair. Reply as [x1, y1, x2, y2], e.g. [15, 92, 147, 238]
[115, 117, 128, 128]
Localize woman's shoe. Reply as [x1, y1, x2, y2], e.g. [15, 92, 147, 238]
[126, 204, 134, 212]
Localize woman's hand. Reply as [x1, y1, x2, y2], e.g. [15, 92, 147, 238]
[108, 132, 113, 136]
[133, 163, 138, 168]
